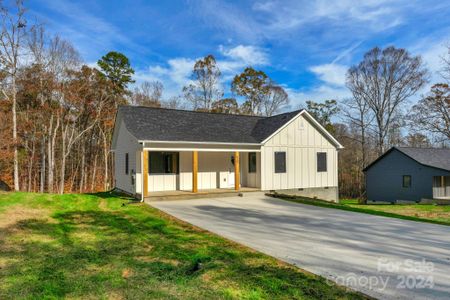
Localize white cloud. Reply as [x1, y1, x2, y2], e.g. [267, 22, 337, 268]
[135, 45, 270, 98]
[252, 0, 404, 33]
[286, 85, 351, 109]
[219, 45, 269, 66]
[408, 35, 450, 99]
[309, 63, 348, 86]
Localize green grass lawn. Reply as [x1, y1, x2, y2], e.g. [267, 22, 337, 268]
[270, 194, 450, 226]
[0, 191, 365, 300]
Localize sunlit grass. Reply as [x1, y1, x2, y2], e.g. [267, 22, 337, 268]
[0, 192, 365, 299]
[272, 194, 450, 226]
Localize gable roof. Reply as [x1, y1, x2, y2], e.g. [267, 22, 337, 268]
[115, 105, 342, 148]
[363, 147, 450, 172]
[117, 106, 300, 144]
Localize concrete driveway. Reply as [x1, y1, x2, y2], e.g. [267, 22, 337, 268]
[150, 194, 450, 300]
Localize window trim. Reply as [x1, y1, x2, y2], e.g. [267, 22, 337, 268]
[317, 152, 327, 172]
[274, 151, 286, 173]
[125, 153, 129, 175]
[248, 152, 257, 173]
[402, 175, 412, 188]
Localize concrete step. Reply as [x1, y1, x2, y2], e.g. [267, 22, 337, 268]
[144, 190, 263, 203]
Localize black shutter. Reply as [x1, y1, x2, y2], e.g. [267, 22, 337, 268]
[317, 152, 327, 172]
[125, 153, 129, 175]
[274, 152, 286, 173]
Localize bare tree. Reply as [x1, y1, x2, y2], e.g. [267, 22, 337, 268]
[162, 96, 186, 110]
[0, 0, 27, 191]
[131, 81, 162, 107]
[183, 55, 222, 111]
[341, 96, 373, 169]
[406, 133, 431, 147]
[442, 45, 450, 83]
[211, 98, 240, 114]
[410, 83, 450, 142]
[346, 46, 428, 155]
[262, 84, 289, 116]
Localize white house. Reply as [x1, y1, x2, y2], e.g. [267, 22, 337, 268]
[111, 106, 343, 202]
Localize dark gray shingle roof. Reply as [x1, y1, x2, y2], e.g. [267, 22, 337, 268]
[364, 147, 450, 172]
[396, 147, 450, 171]
[118, 106, 303, 144]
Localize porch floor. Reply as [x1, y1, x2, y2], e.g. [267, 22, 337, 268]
[144, 187, 261, 202]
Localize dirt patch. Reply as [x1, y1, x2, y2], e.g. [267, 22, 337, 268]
[98, 199, 109, 211]
[121, 268, 133, 279]
[0, 205, 50, 229]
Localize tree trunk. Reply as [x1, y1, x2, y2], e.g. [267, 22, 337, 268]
[101, 128, 109, 191]
[28, 140, 35, 192]
[91, 153, 98, 192]
[12, 76, 19, 191]
[79, 145, 85, 193]
[40, 135, 46, 193]
[59, 126, 67, 194]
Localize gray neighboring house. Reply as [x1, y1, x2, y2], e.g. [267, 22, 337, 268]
[364, 147, 450, 203]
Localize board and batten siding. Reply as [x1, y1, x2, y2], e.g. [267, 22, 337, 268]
[241, 152, 261, 188]
[114, 120, 139, 195]
[146, 151, 241, 192]
[261, 114, 338, 191]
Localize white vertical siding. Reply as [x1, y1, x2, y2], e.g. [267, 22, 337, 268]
[114, 120, 139, 194]
[241, 152, 261, 188]
[146, 151, 247, 192]
[261, 114, 338, 190]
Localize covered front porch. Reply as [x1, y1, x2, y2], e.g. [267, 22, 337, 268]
[137, 141, 261, 201]
[433, 176, 450, 200]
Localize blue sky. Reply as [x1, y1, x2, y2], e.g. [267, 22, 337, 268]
[28, 0, 450, 109]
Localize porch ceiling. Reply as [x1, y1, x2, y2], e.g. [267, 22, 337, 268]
[141, 141, 261, 152]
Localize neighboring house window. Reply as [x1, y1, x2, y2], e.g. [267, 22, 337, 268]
[248, 152, 257, 173]
[317, 152, 327, 172]
[274, 152, 286, 173]
[149, 152, 179, 174]
[125, 153, 129, 175]
[403, 175, 412, 188]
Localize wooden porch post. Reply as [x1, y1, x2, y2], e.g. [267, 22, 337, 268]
[192, 151, 198, 193]
[143, 151, 149, 197]
[234, 151, 240, 191]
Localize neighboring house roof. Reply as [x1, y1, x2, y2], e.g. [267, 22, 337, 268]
[114, 105, 342, 147]
[363, 147, 450, 172]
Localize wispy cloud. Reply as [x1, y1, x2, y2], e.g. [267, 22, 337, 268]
[32, 0, 153, 61]
[136, 44, 270, 98]
[309, 64, 348, 87]
[29, 0, 450, 108]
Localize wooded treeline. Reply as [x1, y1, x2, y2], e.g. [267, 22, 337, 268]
[0, 1, 448, 198]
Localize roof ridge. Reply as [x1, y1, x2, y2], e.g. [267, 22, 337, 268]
[396, 146, 450, 150]
[265, 109, 304, 119]
[119, 105, 267, 118]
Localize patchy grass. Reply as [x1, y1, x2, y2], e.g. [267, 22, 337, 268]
[341, 199, 450, 224]
[270, 194, 450, 226]
[0, 192, 366, 300]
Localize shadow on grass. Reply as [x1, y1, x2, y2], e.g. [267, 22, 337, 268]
[87, 190, 137, 201]
[0, 199, 366, 299]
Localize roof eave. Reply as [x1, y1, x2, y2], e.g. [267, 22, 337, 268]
[137, 140, 262, 146]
